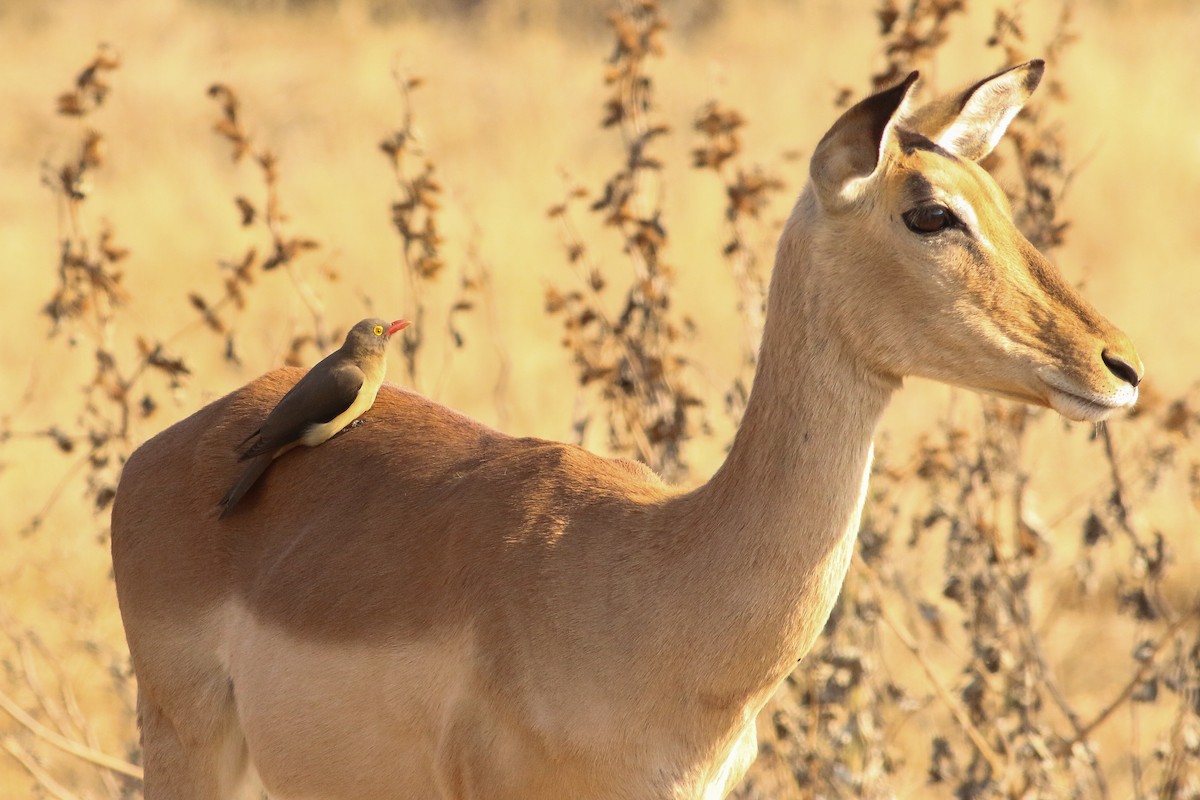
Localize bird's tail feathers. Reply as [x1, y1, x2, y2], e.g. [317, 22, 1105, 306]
[235, 428, 262, 455]
[218, 453, 274, 519]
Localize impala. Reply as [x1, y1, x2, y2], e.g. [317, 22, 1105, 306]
[111, 61, 1142, 799]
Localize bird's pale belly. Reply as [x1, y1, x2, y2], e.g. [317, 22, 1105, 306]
[299, 365, 385, 447]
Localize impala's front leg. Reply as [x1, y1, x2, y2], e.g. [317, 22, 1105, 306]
[701, 723, 759, 800]
[138, 687, 250, 800]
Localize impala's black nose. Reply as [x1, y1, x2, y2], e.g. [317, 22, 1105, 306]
[1102, 349, 1142, 387]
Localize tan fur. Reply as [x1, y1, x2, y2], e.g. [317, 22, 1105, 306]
[111, 62, 1142, 799]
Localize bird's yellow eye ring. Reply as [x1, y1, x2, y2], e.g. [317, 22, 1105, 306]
[373, 325, 384, 336]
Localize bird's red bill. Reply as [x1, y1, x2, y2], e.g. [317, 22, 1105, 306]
[387, 319, 412, 335]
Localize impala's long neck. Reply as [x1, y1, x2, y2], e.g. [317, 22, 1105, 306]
[669, 189, 896, 694]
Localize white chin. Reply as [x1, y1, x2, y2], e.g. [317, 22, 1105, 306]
[1046, 387, 1136, 423]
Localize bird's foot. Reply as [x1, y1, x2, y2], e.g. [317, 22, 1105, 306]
[338, 418, 367, 437]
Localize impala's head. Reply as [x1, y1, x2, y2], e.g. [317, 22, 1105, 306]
[804, 61, 1142, 422]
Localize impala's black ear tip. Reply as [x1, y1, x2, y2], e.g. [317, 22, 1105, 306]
[879, 71, 919, 97]
[1023, 59, 1046, 90]
[871, 70, 920, 121]
[875, 71, 919, 109]
[993, 59, 1044, 93]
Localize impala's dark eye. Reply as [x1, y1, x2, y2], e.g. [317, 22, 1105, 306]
[903, 204, 959, 235]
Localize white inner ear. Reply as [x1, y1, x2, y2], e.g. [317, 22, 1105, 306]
[935, 80, 1025, 160]
[837, 91, 920, 204]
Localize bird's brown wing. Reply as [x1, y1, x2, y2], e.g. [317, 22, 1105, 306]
[239, 359, 365, 460]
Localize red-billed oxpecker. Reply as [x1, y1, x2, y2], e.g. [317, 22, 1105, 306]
[219, 317, 410, 518]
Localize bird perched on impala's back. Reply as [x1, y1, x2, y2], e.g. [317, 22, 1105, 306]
[218, 317, 411, 518]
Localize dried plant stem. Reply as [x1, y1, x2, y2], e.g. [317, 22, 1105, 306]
[855, 557, 1008, 777]
[1062, 614, 1193, 752]
[0, 687, 143, 781]
[476, 263, 512, 428]
[725, 212, 765, 363]
[556, 203, 671, 410]
[1131, 668, 1146, 800]
[283, 261, 329, 345]
[8, 627, 124, 798]
[18, 638, 77, 743]
[381, 68, 443, 391]
[1010, 604, 1111, 799]
[548, 204, 684, 466]
[544, 0, 699, 480]
[200, 82, 328, 367]
[2, 738, 79, 800]
[982, 533, 1114, 797]
[690, 101, 779, 370]
[19, 447, 94, 536]
[1101, 424, 1139, 539]
[61, 678, 120, 797]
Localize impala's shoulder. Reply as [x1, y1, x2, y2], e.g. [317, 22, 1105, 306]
[368, 383, 666, 494]
[494, 438, 669, 502]
[368, 382, 511, 453]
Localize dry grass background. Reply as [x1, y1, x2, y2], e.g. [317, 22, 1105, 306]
[1, 0, 1199, 797]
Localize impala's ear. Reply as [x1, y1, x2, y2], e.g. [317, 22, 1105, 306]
[810, 72, 920, 211]
[901, 59, 1044, 161]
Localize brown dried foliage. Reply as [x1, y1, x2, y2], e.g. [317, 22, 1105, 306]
[872, 0, 967, 91]
[23, 46, 190, 531]
[547, 0, 702, 481]
[984, 2, 1078, 254]
[380, 71, 444, 387]
[691, 99, 784, 421]
[194, 82, 332, 366]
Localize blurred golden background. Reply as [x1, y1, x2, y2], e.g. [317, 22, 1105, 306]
[2, 0, 1199, 797]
